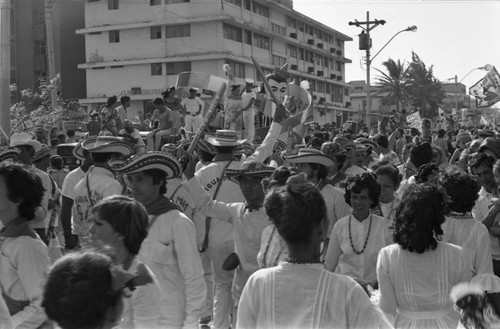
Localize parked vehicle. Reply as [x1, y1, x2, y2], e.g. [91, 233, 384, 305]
[56, 142, 80, 170]
[53, 120, 89, 141]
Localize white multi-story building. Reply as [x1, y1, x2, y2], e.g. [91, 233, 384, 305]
[77, 0, 353, 123]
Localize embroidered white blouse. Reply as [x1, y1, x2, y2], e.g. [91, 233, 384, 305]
[237, 263, 392, 329]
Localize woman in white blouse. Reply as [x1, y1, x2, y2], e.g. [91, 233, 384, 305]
[88, 195, 162, 328]
[325, 172, 391, 289]
[377, 183, 472, 328]
[237, 174, 391, 329]
[0, 163, 50, 328]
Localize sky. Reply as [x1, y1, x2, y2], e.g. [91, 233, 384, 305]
[293, 0, 500, 92]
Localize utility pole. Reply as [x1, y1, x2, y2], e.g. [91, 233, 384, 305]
[454, 74, 458, 113]
[44, 0, 58, 111]
[349, 12, 385, 128]
[0, 0, 11, 137]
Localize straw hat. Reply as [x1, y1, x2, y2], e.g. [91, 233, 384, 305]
[10, 133, 43, 153]
[33, 145, 52, 162]
[0, 147, 20, 163]
[110, 151, 182, 179]
[206, 130, 245, 147]
[225, 160, 275, 183]
[285, 148, 335, 168]
[81, 136, 132, 156]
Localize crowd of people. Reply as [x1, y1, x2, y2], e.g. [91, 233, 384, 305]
[4, 85, 500, 329]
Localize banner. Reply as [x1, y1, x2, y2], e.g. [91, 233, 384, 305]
[406, 111, 422, 128]
[469, 66, 500, 108]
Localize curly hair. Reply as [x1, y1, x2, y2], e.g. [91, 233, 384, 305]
[469, 152, 495, 173]
[0, 163, 45, 221]
[410, 142, 433, 169]
[414, 163, 440, 184]
[393, 184, 447, 253]
[89, 196, 149, 255]
[264, 175, 326, 244]
[42, 251, 123, 329]
[438, 171, 480, 213]
[261, 165, 298, 193]
[344, 172, 380, 208]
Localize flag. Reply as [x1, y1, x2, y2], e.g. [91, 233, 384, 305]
[406, 111, 421, 128]
[469, 66, 500, 108]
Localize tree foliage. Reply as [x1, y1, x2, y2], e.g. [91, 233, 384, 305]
[374, 52, 446, 119]
[10, 75, 86, 135]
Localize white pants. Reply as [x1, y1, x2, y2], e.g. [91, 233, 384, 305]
[184, 114, 204, 135]
[242, 108, 255, 143]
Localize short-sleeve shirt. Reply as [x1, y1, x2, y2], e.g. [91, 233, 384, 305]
[182, 97, 204, 115]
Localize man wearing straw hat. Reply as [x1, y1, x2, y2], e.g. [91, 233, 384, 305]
[60, 140, 93, 250]
[285, 145, 351, 235]
[111, 151, 206, 329]
[10, 132, 52, 243]
[193, 104, 286, 329]
[71, 136, 132, 248]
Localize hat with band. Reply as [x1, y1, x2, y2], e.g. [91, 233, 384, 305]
[0, 147, 20, 163]
[285, 148, 335, 168]
[225, 161, 275, 184]
[82, 136, 133, 156]
[110, 151, 182, 179]
[206, 130, 245, 147]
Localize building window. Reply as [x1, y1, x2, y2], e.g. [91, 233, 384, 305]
[329, 34, 334, 44]
[315, 29, 322, 40]
[272, 55, 287, 67]
[223, 23, 242, 42]
[299, 48, 304, 60]
[150, 0, 161, 5]
[244, 30, 252, 45]
[305, 50, 314, 63]
[271, 23, 285, 35]
[286, 16, 297, 29]
[226, 61, 245, 78]
[287, 44, 297, 58]
[34, 41, 46, 56]
[317, 81, 325, 93]
[305, 24, 313, 36]
[254, 33, 269, 50]
[150, 26, 162, 39]
[167, 61, 191, 75]
[336, 61, 342, 71]
[329, 59, 334, 69]
[244, 0, 251, 10]
[166, 0, 189, 3]
[109, 30, 120, 43]
[108, 0, 119, 10]
[225, 0, 241, 6]
[332, 84, 343, 102]
[252, 2, 269, 18]
[315, 56, 323, 66]
[151, 63, 163, 76]
[33, 10, 45, 25]
[336, 38, 342, 48]
[166, 24, 190, 38]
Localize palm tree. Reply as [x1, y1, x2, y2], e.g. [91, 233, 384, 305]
[405, 52, 446, 119]
[374, 58, 411, 112]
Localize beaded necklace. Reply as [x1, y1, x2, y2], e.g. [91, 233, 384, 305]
[348, 212, 373, 255]
[285, 256, 322, 264]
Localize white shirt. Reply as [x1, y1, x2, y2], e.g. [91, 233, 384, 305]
[0, 236, 49, 328]
[138, 210, 206, 329]
[442, 213, 493, 276]
[61, 167, 86, 200]
[320, 184, 351, 235]
[472, 187, 500, 260]
[377, 242, 471, 329]
[325, 212, 391, 285]
[237, 263, 391, 329]
[121, 257, 162, 329]
[72, 166, 122, 240]
[241, 90, 256, 110]
[31, 165, 52, 230]
[181, 97, 204, 115]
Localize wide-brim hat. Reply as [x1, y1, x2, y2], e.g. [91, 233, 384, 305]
[225, 161, 275, 184]
[206, 130, 245, 147]
[234, 141, 255, 156]
[332, 136, 356, 151]
[197, 138, 215, 155]
[321, 142, 346, 159]
[82, 136, 132, 156]
[479, 137, 500, 158]
[10, 133, 43, 153]
[457, 131, 472, 144]
[273, 140, 287, 154]
[0, 147, 20, 163]
[72, 140, 87, 160]
[110, 151, 182, 179]
[33, 145, 52, 162]
[285, 148, 335, 168]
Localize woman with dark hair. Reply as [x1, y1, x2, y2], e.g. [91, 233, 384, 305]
[256, 166, 298, 268]
[377, 184, 471, 328]
[439, 171, 493, 276]
[414, 163, 440, 184]
[0, 163, 50, 328]
[325, 172, 390, 288]
[88, 195, 162, 328]
[237, 175, 391, 329]
[374, 164, 402, 225]
[42, 251, 153, 329]
[100, 95, 119, 136]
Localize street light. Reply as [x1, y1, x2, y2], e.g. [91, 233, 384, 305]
[349, 12, 416, 127]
